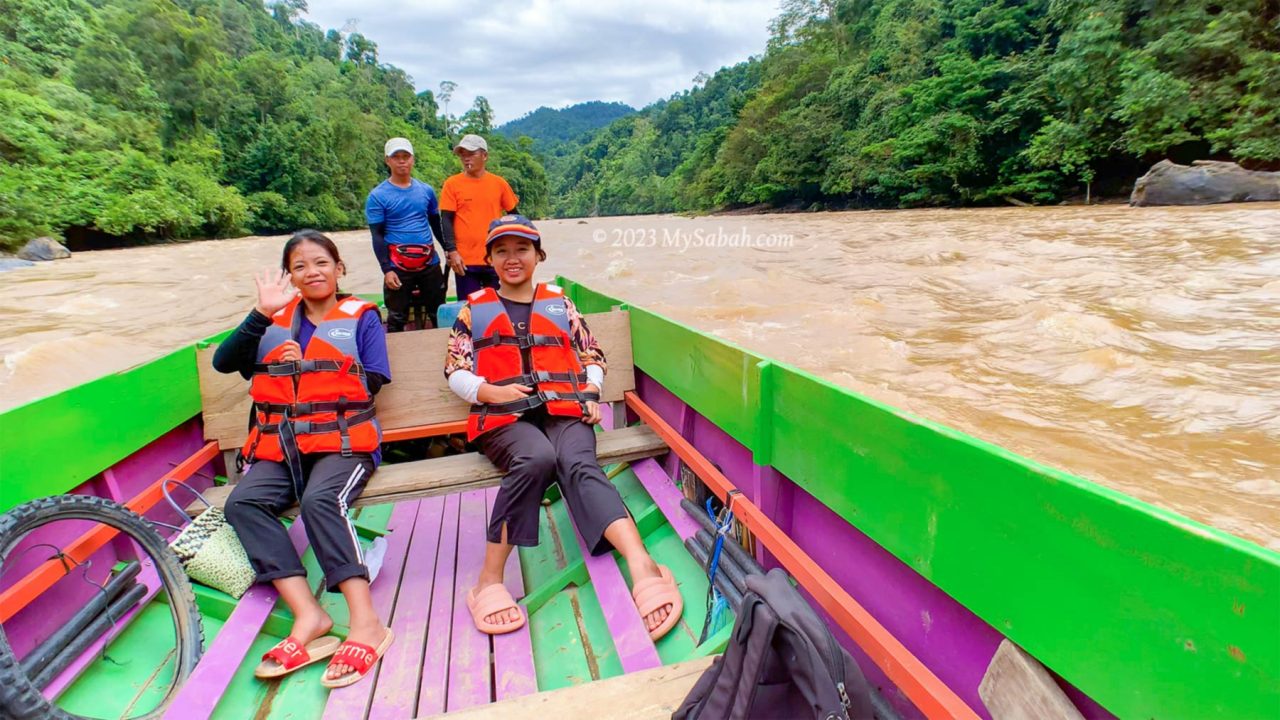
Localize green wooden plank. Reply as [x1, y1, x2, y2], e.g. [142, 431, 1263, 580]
[56, 601, 218, 717]
[607, 464, 720, 661]
[209, 633, 277, 720]
[0, 346, 202, 512]
[572, 581, 624, 681]
[520, 493, 587, 591]
[528, 588, 595, 691]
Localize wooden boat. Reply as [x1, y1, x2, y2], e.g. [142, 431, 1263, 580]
[0, 277, 1276, 719]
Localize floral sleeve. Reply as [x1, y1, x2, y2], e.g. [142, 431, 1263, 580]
[566, 298, 607, 372]
[443, 305, 474, 377]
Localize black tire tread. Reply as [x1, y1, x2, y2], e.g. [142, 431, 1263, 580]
[0, 495, 204, 720]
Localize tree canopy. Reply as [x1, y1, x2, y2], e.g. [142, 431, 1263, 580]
[0, 0, 549, 249]
[548, 0, 1280, 216]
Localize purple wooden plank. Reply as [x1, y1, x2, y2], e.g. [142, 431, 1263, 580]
[416, 493, 461, 717]
[631, 458, 700, 542]
[365, 497, 446, 719]
[42, 559, 162, 700]
[566, 505, 662, 674]
[444, 490, 493, 712]
[487, 487, 537, 701]
[162, 519, 310, 720]
[322, 500, 423, 719]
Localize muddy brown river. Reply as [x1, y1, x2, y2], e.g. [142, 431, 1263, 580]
[2, 204, 1277, 549]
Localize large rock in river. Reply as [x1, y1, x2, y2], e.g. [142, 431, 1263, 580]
[1130, 160, 1280, 206]
[16, 236, 71, 261]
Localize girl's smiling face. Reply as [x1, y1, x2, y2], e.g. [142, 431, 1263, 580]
[287, 239, 342, 301]
[487, 236, 539, 287]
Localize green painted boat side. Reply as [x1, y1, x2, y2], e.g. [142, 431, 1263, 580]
[0, 346, 203, 513]
[558, 276, 1280, 720]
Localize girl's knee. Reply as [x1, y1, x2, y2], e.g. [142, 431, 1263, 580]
[514, 447, 556, 479]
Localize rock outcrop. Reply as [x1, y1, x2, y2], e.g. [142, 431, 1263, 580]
[1130, 160, 1280, 206]
[16, 236, 72, 261]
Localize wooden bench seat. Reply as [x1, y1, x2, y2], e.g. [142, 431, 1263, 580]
[197, 424, 667, 514]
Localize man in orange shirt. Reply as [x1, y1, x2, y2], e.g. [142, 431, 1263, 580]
[440, 134, 520, 298]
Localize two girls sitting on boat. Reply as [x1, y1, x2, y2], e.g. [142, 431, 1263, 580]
[213, 220, 682, 688]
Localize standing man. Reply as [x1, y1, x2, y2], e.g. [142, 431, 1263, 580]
[366, 137, 447, 331]
[440, 134, 519, 299]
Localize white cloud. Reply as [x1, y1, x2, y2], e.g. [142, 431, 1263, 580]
[301, 0, 779, 123]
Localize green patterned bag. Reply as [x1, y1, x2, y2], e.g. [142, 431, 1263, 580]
[163, 480, 256, 599]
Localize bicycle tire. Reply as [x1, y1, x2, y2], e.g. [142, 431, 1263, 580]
[0, 495, 204, 720]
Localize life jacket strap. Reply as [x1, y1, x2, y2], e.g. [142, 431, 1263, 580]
[472, 334, 566, 351]
[258, 406, 378, 436]
[254, 399, 375, 416]
[490, 371, 589, 387]
[253, 359, 366, 377]
[472, 390, 600, 417]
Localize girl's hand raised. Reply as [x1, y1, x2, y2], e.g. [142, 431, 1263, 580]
[254, 269, 297, 317]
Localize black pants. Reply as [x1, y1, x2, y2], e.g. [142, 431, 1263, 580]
[478, 409, 630, 556]
[224, 454, 373, 592]
[454, 265, 500, 300]
[385, 265, 446, 332]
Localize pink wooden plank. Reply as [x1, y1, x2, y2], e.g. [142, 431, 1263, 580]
[322, 500, 423, 719]
[631, 458, 701, 541]
[43, 560, 161, 700]
[445, 489, 493, 712]
[566, 506, 662, 673]
[163, 519, 310, 720]
[416, 493, 461, 717]
[365, 497, 447, 719]
[487, 487, 537, 701]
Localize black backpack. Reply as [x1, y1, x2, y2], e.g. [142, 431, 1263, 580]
[674, 569, 876, 720]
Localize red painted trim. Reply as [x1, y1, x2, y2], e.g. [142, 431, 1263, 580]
[0, 441, 220, 623]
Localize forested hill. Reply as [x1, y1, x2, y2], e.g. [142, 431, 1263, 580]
[497, 101, 635, 150]
[0, 0, 547, 250]
[550, 0, 1279, 217]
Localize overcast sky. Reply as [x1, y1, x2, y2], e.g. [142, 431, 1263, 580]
[302, 0, 780, 124]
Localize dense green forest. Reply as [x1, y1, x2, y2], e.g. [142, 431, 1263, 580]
[3, 0, 1275, 246]
[497, 101, 635, 151]
[0, 0, 548, 250]
[551, 0, 1280, 216]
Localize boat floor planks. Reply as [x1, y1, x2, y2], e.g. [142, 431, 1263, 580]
[419, 656, 716, 720]
[51, 443, 726, 719]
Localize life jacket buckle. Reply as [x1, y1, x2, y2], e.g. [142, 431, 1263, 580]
[291, 420, 312, 435]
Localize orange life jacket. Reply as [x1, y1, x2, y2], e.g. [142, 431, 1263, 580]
[467, 284, 598, 440]
[242, 296, 382, 464]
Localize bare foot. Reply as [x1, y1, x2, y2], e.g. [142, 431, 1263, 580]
[259, 610, 333, 674]
[474, 580, 523, 627]
[324, 618, 390, 681]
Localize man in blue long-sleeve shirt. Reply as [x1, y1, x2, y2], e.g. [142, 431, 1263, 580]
[365, 137, 450, 331]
